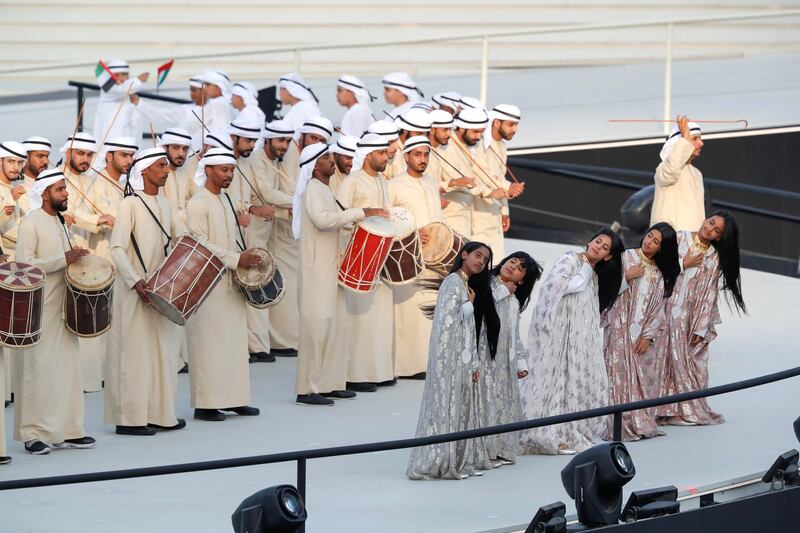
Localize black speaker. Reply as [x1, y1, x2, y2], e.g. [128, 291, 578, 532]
[257, 86, 282, 122]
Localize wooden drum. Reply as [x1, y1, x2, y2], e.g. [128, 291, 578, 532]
[381, 208, 424, 285]
[146, 235, 225, 325]
[338, 216, 396, 293]
[234, 247, 285, 309]
[64, 255, 115, 337]
[0, 262, 45, 348]
[421, 222, 468, 276]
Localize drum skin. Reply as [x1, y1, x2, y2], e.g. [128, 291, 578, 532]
[420, 222, 467, 275]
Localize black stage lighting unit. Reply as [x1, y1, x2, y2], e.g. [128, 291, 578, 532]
[620, 486, 680, 523]
[231, 484, 307, 533]
[524, 501, 567, 533]
[761, 449, 800, 491]
[560, 442, 636, 527]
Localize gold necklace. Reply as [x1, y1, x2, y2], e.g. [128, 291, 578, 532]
[636, 248, 659, 279]
[691, 233, 710, 255]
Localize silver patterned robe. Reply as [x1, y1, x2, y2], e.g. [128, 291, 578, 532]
[602, 249, 666, 441]
[478, 277, 528, 462]
[656, 230, 724, 424]
[407, 273, 480, 480]
[519, 251, 609, 455]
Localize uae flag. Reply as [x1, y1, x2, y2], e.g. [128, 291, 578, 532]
[94, 60, 118, 92]
[157, 59, 174, 89]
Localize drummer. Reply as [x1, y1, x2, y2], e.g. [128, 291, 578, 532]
[329, 135, 357, 195]
[293, 143, 388, 406]
[78, 136, 138, 393]
[388, 136, 443, 379]
[185, 147, 263, 421]
[338, 134, 396, 392]
[14, 168, 93, 455]
[107, 147, 188, 436]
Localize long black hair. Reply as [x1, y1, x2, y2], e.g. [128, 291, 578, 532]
[422, 241, 501, 359]
[642, 222, 680, 298]
[591, 228, 625, 313]
[707, 210, 746, 314]
[491, 251, 543, 311]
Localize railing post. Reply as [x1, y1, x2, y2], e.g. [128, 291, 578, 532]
[662, 22, 674, 136]
[613, 412, 622, 441]
[294, 49, 301, 74]
[479, 35, 489, 106]
[297, 457, 306, 533]
[76, 86, 84, 132]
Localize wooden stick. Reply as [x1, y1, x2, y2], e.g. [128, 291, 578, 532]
[609, 119, 748, 128]
[148, 122, 158, 148]
[486, 144, 520, 184]
[63, 174, 106, 215]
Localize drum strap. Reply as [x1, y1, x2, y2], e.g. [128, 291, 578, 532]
[130, 234, 148, 274]
[56, 213, 73, 251]
[133, 193, 172, 257]
[223, 192, 247, 252]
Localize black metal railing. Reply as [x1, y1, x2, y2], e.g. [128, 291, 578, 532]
[1, 364, 798, 532]
[68, 80, 191, 132]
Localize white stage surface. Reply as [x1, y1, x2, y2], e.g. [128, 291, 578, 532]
[1, 238, 798, 533]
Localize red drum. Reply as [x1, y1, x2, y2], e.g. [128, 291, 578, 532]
[64, 255, 115, 337]
[146, 235, 225, 325]
[381, 208, 424, 285]
[338, 216, 397, 293]
[0, 262, 45, 348]
[421, 222, 468, 276]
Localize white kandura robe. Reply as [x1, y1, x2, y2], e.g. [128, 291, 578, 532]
[338, 169, 395, 383]
[283, 100, 322, 141]
[106, 193, 185, 427]
[474, 137, 512, 258]
[73, 170, 125, 392]
[340, 103, 374, 137]
[437, 140, 490, 239]
[185, 188, 251, 409]
[651, 137, 705, 231]
[92, 78, 143, 141]
[13, 209, 85, 444]
[387, 171, 442, 376]
[296, 178, 365, 394]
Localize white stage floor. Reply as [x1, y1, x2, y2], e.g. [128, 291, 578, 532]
[1, 238, 799, 533]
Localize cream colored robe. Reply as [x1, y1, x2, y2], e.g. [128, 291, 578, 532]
[258, 144, 300, 350]
[14, 209, 85, 444]
[185, 188, 251, 408]
[0, 179, 22, 402]
[73, 170, 125, 392]
[651, 137, 705, 231]
[436, 140, 490, 238]
[338, 169, 395, 383]
[387, 171, 442, 376]
[330, 167, 349, 197]
[474, 137, 512, 258]
[235, 151, 277, 354]
[106, 193, 185, 427]
[297, 178, 365, 394]
[62, 166, 99, 249]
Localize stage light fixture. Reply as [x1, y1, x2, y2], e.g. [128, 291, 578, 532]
[620, 486, 680, 523]
[761, 449, 800, 491]
[231, 484, 307, 533]
[560, 442, 636, 527]
[524, 501, 567, 533]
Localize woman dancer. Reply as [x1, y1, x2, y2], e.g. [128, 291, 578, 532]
[519, 228, 625, 455]
[603, 223, 680, 441]
[658, 210, 745, 426]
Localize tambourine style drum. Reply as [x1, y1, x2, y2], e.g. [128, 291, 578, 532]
[146, 235, 225, 325]
[421, 222, 468, 276]
[0, 262, 45, 348]
[64, 255, 115, 337]
[338, 215, 397, 293]
[381, 208, 424, 285]
[234, 247, 286, 309]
